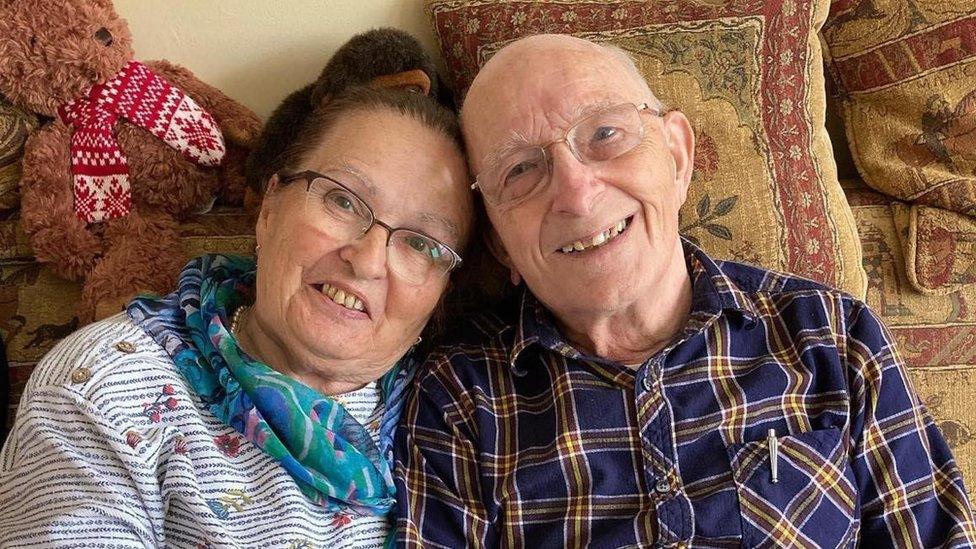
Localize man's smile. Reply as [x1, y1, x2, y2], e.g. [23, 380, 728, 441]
[556, 215, 634, 255]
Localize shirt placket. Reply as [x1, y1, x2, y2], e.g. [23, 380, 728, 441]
[636, 346, 694, 548]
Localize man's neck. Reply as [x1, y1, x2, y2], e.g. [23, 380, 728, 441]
[553, 240, 693, 365]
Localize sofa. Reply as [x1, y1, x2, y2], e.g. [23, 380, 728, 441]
[3, 0, 976, 503]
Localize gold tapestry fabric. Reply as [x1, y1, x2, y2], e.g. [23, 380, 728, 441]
[890, 202, 976, 295]
[849, 182, 976, 500]
[1, 208, 256, 431]
[0, 96, 38, 212]
[823, 1, 976, 214]
[427, 0, 867, 298]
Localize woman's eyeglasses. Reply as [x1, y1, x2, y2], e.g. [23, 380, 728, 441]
[278, 170, 463, 285]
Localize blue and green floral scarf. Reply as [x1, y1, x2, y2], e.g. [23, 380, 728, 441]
[127, 254, 415, 516]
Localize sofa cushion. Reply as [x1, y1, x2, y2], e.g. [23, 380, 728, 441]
[823, 3, 976, 215]
[1, 208, 255, 431]
[0, 97, 38, 213]
[427, 0, 867, 298]
[890, 202, 976, 295]
[848, 182, 976, 499]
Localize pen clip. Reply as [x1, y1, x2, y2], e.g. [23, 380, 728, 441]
[767, 428, 778, 484]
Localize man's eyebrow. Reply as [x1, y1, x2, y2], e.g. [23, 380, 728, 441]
[481, 133, 530, 171]
[478, 100, 619, 171]
[571, 99, 616, 120]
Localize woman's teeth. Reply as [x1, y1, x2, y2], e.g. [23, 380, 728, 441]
[560, 218, 629, 254]
[321, 283, 365, 312]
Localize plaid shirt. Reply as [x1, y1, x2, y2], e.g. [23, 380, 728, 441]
[394, 241, 976, 548]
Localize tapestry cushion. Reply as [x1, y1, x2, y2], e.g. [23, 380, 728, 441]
[426, 0, 867, 297]
[848, 182, 976, 499]
[0, 96, 38, 213]
[1, 208, 255, 431]
[823, 2, 976, 214]
[890, 202, 976, 295]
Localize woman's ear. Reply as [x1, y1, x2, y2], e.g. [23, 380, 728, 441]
[661, 109, 696, 205]
[255, 174, 281, 244]
[485, 228, 522, 286]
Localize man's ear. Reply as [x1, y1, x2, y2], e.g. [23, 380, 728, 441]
[485, 228, 522, 286]
[661, 109, 696, 204]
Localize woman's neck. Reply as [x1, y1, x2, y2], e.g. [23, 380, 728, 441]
[234, 307, 369, 396]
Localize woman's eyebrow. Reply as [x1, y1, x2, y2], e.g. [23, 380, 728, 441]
[336, 163, 376, 197]
[417, 212, 460, 239]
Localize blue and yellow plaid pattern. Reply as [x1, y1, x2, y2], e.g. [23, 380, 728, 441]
[395, 241, 976, 547]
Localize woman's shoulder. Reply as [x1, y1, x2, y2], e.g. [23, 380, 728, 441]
[24, 312, 175, 396]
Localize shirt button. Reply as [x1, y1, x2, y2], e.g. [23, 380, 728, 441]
[655, 479, 671, 494]
[642, 373, 653, 391]
[115, 341, 136, 354]
[70, 367, 91, 384]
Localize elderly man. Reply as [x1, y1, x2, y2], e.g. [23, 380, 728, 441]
[395, 34, 976, 547]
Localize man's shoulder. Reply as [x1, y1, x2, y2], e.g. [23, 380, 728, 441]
[716, 257, 859, 303]
[419, 295, 522, 391]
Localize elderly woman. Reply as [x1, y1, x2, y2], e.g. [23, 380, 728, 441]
[0, 87, 472, 548]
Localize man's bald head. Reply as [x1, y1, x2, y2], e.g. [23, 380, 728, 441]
[460, 34, 661, 174]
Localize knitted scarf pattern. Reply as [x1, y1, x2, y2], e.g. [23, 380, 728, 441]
[58, 60, 225, 223]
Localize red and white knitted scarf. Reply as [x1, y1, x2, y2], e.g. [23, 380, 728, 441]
[58, 61, 225, 223]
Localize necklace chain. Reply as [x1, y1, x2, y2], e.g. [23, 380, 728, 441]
[230, 305, 250, 337]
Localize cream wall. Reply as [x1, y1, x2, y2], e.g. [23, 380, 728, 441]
[114, 1, 441, 120]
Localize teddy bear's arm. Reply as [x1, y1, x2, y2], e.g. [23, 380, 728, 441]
[19, 121, 103, 280]
[144, 60, 263, 148]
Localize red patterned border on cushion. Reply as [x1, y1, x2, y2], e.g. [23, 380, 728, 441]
[428, 0, 838, 286]
[831, 14, 976, 94]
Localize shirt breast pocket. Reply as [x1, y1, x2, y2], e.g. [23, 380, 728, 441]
[724, 427, 859, 548]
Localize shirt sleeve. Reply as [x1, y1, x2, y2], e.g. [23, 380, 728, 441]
[394, 365, 495, 548]
[845, 300, 976, 547]
[0, 385, 159, 547]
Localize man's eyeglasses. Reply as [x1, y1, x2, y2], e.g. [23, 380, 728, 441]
[279, 170, 463, 285]
[472, 102, 663, 208]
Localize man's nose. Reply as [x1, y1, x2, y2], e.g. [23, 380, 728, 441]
[339, 225, 388, 280]
[548, 142, 603, 216]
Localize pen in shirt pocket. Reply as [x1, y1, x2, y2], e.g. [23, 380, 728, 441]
[768, 428, 778, 484]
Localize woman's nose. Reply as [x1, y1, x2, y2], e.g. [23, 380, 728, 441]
[339, 225, 388, 280]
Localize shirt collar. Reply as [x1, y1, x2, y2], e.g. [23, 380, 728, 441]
[507, 237, 761, 371]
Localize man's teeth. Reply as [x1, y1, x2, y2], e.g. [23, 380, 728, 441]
[322, 283, 365, 312]
[560, 219, 629, 254]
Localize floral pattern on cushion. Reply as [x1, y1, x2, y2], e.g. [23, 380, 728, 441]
[426, 0, 867, 297]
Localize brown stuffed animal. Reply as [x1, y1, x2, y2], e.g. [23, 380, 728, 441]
[245, 28, 451, 207]
[0, 0, 261, 321]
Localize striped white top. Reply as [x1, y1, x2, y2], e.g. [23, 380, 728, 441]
[0, 313, 390, 548]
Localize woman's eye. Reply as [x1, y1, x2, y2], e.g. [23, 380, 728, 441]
[329, 194, 355, 211]
[407, 237, 429, 253]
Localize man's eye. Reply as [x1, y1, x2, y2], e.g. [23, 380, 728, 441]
[592, 126, 620, 142]
[504, 161, 539, 184]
